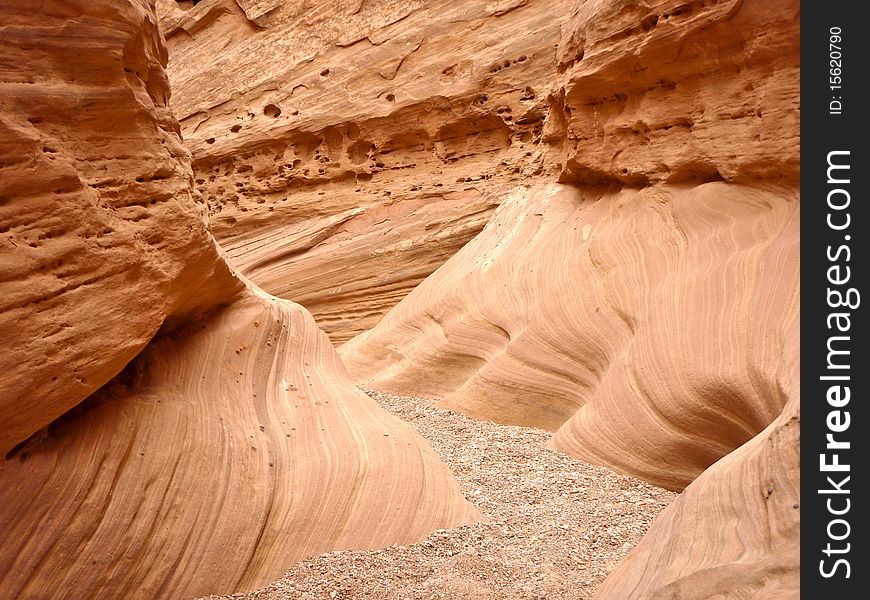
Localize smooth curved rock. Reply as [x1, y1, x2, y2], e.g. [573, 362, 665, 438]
[0, 3, 477, 598]
[596, 324, 800, 599]
[0, 289, 476, 599]
[337, 0, 800, 592]
[341, 182, 799, 491]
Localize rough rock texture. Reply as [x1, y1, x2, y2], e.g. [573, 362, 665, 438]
[0, 0, 241, 457]
[157, 0, 571, 343]
[0, 2, 476, 598]
[552, 0, 799, 186]
[2, 0, 801, 598]
[341, 0, 800, 488]
[335, 0, 800, 594]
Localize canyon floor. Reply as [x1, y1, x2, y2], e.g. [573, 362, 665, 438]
[202, 389, 675, 600]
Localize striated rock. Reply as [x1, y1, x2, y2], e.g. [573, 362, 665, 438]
[157, 0, 570, 342]
[340, 0, 800, 489]
[0, 2, 476, 598]
[0, 0, 242, 458]
[337, 0, 800, 592]
[597, 325, 800, 598]
[0, 289, 476, 599]
[341, 182, 799, 491]
[2, 0, 801, 596]
[553, 0, 800, 186]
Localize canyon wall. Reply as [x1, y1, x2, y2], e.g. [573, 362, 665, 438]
[157, 0, 571, 343]
[1, 0, 800, 598]
[0, 2, 476, 598]
[341, 181, 799, 491]
[0, 0, 241, 457]
[598, 328, 800, 598]
[336, 0, 800, 594]
[341, 0, 800, 490]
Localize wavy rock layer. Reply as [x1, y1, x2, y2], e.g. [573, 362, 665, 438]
[341, 182, 799, 491]
[0, 291, 476, 599]
[339, 0, 800, 593]
[157, 0, 570, 342]
[0, 0, 241, 456]
[598, 327, 800, 598]
[0, 3, 476, 598]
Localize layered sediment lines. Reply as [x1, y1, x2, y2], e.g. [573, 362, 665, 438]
[2, 0, 801, 597]
[157, 0, 570, 342]
[0, 0, 240, 456]
[341, 181, 799, 491]
[598, 328, 800, 598]
[0, 291, 476, 599]
[339, 0, 801, 594]
[0, 3, 476, 598]
[342, 0, 800, 485]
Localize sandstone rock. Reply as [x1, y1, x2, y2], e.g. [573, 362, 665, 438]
[0, 0, 242, 458]
[0, 289, 476, 599]
[157, 0, 570, 342]
[337, 0, 801, 592]
[2, 0, 801, 596]
[597, 323, 800, 599]
[0, 2, 477, 597]
[554, 0, 800, 186]
[341, 182, 799, 491]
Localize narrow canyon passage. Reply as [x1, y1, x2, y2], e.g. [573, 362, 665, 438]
[199, 389, 674, 600]
[1, 0, 800, 598]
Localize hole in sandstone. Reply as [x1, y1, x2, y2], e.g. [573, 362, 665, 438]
[230, 125, 242, 133]
[264, 104, 281, 118]
[206, 138, 215, 144]
[385, 93, 395, 102]
[5, 437, 31, 462]
[642, 15, 659, 31]
[321, 68, 330, 77]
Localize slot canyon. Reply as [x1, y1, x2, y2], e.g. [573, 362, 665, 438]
[0, 0, 799, 598]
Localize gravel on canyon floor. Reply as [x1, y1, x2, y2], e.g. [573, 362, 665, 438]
[201, 389, 676, 600]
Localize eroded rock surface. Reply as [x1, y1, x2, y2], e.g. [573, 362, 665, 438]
[341, 182, 799, 491]
[2, 0, 801, 597]
[0, 290, 476, 599]
[598, 325, 800, 598]
[0, 2, 476, 598]
[157, 0, 570, 342]
[0, 0, 241, 457]
[335, 0, 800, 594]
